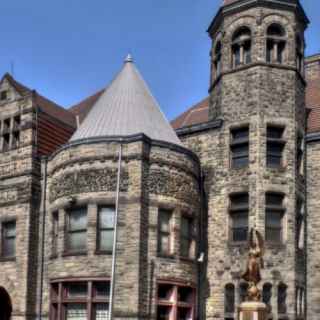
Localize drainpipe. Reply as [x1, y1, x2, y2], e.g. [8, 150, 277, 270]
[108, 143, 122, 320]
[39, 156, 48, 320]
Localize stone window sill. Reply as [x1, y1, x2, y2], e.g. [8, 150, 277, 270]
[179, 256, 196, 264]
[157, 253, 176, 260]
[95, 250, 112, 256]
[0, 256, 16, 262]
[62, 251, 87, 257]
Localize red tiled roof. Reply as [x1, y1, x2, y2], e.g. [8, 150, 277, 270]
[69, 89, 105, 124]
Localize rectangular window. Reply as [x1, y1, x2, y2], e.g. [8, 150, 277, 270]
[230, 127, 249, 169]
[98, 206, 115, 252]
[50, 281, 109, 320]
[2, 221, 16, 258]
[0, 90, 7, 100]
[2, 133, 10, 152]
[267, 126, 285, 168]
[229, 193, 249, 242]
[158, 209, 173, 257]
[11, 131, 20, 149]
[180, 216, 196, 259]
[265, 193, 285, 243]
[157, 283, 195, 320]
[66, 207, 87, 252]
[52, 211, 59, 256]
[297, 135, 304, 175]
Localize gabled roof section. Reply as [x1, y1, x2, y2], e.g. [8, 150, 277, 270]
[1, 73, 76, 128]
[70, 55, 181, 146]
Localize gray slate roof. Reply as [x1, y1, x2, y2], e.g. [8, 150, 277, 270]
[70, 55, 181, 146]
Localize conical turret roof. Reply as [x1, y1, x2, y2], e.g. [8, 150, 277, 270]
[70, 55, 181, 146]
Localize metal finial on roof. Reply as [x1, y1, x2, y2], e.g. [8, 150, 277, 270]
[125, 54, 133, 63]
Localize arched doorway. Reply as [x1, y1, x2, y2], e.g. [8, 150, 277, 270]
[0, 287, 12, 320]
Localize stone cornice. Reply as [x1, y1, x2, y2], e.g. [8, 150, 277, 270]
[175, 119, 223, 137]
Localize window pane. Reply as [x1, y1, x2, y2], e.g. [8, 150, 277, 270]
[99, 230, 114, 252]
[233, 227, 248, 242]
[4, 222, 16, 237]
[267, 127, 284, 139]
[69, 208, 87, 231]
[68, 231, 86, 251]
[232, 128, 249, 141]
[225, 284, 235, 313]
[94, 303, 109, 320]
[158, 284, 175, 301]
[266, 211, 282, 228]
[266, 228, 281, 242]
[99, 207, 115, 228]
[159, 211, 171, 232]
[230, 194, 248, 208]
[66, 304, 87, 320]
[178, 287, 193, 303]
[181, 217, 190, 238]
[67, 283, 87, 297]
[240, 283, 248, 303]
[266, 194, 284, 207]
[177, 307, 193, 320]
[263, 284, 272, 306]
[181, 238, 190, 257]
[233, 212, 248, 227]
[3, 238, 15, 257]
[94, 282, 110, 298]
[159, 234, 170, 255]
[157, 305, 172, 320]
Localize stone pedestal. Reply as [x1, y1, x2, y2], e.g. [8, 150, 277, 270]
[238, 301, 267, 320]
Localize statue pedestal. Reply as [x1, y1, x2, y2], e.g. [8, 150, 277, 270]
[238, 301, 267, 320]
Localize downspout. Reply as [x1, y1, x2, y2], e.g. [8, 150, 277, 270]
[108, 143, 122, 320]
[197, 168, 206, 320]
[39, 156, 48, 320]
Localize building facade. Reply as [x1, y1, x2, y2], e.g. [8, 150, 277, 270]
[0, 0, 319, 320]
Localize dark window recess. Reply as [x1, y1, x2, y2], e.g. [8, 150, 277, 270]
[157, 283, 195, 320]
[0, 90, 7, 100]
[2, 133, 10, 152]
[225, 283, 235, 314]
[230, 127, 249, 168]
[52, 212, 59, 255]
[2, 221, 16, 258]
[239, 282, 249, 304]
[232, 27, 251, 68]
[11, 131, 20, 149]
[229, 193, 249, 242]
[278, 283, 287, 315]
[66, 207, 87, 253]
[267, 126, 285, 168]
[266, 24, 286, 64]
[3, 118, 10, 131]
[13, 115, 21, 129]
[50, 281, 110, 320]
[98, 207, 115, 252]
[158, 209, 173, 256]
[297, 135, 304, 175]
[180, 216, 196, 259]
[213, 41, 222, 78]
[263, 283, 272, 307]
[265, 193, 285, 243]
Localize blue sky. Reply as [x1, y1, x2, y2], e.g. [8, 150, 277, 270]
[0, 0, 318, 121]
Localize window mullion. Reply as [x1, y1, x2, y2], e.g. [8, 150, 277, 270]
[88, 281, 93, 320]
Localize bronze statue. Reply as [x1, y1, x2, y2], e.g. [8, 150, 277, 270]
[242, 228, 265, 302]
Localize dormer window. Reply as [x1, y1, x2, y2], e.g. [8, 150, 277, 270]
[0, 90, 8, 101]
[266, 24, 286, 64]
[232, 27, 251, 68]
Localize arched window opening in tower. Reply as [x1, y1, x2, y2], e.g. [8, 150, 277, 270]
[224, 283, 235, 316]
[232, 27, 251, 68]
[266, 23, 286, 64]
[213, 41, 222, 78]
[262, 283, 272, 313]
[278, 283, 288, 315]
[296, 35, 305, 75]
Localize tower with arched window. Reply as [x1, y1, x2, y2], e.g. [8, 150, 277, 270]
[204, 0, 309, 319]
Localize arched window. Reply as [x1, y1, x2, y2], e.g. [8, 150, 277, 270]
[278, 283, 287, 315]
[225, 283, 235, 314]
[296, 35, 304, 74]
[213, 41, 222, 78]
[262, 283, 272, 307]
[232, 27, 252, 68]
[266, 24, 286, 64]
[239, 282, 248, 303]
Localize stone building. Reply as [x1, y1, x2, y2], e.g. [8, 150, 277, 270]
[0, 0, 319, 320]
